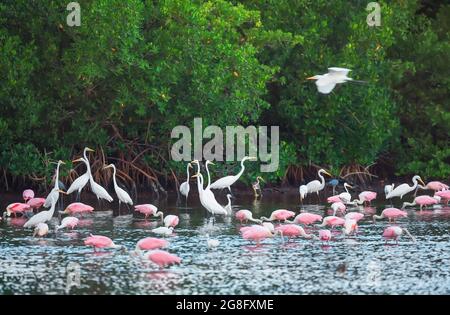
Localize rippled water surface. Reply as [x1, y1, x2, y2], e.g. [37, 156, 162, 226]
[1, 192, 449, 295]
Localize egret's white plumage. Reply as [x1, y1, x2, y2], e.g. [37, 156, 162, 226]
[299, 185, 308, 201]
[307, 67, 357, 94]
[74, 157, 113, 202]
[386, 175, 425, 200]
[44, 160, 65, 208]
[24, 196, 58, 228]
[306, 169, 332, 196]
[179, 163, 192, 199]
[209, 156, 256, 192]
[104, 164, 133, 209]
[66, 147, 94, 196]
[152, 226, 173, 237]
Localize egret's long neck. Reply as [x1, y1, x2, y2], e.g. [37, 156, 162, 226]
[226, 195, 232, 208]
[48, 202, 56, 218]
[205, 163, 212, 188]
[186, 165, 190, 181]
[236, 159, 246, 179]
[318, 171, 325, 190]
[344, 185, 350, 194]
[55, 162, 62, 189]
[196, 173, 204, 195]
[411, 178, 419, 190]
[112, 166, 118, 189]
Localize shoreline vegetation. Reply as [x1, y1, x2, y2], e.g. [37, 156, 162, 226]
[0, 1, 449, 192]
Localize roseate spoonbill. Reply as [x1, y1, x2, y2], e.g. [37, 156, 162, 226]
[344, 212, 364, 222]
[384, 183, 394, 198]
[402, 195, 439, 210]
[134, 204, 163, 220]
[66, 147, 95, 200]
[240, 224, 280, 245]
[24, 195, 60, 228]
[275, 224, 314, 240]
[418, 181, 449, 192]
[435, 190, 450, 205]
[206, 234, 220, 249]
[23, 189, 34, 202]
[225, 194, 233, 215]
[5, 203, 31, 217]
[164, 215, 179, 228]
[373, 208, 407, 223]
[319, 229, 332, 242]
[260, 209, 295, 222]
[135, 237, 168, 251]
[33, 223, 49, 237]
[307, 68, 365, 94]
[306, 169, 332, 203]
[331, 202, 346, 216]
[27, 198, 46, 211]
[103, 163, 133, 213]
[287, 213, 323, 225]
[179, 162, 192, 202]
[299, 185, 308, 204]
[56, 216, 79, 231]
[343, 219, 358, 236]
[352, 191, 377, 206]
[209, 156, 257, 193]
[143, 250, 181, 268]
[84, 234, 124, 251]
[252, 176, 264, 197]
[73, 157, 113, 205]
[235, 209, 262, 224]
[64, 202, 94, 215]
[317, 216, 346, 228]
[386, 175, 425, 200]
[382, 226, 416, 244]
[151, 226, 174, 237]
[327, 195, 343, 203]
[44, 160, 65, 208]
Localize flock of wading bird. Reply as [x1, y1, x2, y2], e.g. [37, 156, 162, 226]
[2, 147, 450, 269]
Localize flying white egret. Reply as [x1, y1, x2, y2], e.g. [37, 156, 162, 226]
[44, 160, 65, 208]
[306, 169, 332, 203]
[386, 175, 425, 201]
[73, 157, 113, 205]
[209, 156, 257, 193]
[24, 194, 60, 228]
[307, 67, 365, 94]
[66, 147, 95, 200]
[103, 163, 133, 214]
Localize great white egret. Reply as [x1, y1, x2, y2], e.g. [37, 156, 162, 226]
[179, 163, 192, 202]
[307, 67, 365, 94]
[66, 147, 95, 200]
[386, 175, 425, 201]
[252, 176, 264, 197]
[224, 194, 232, 215]
[299, 185, 308, 204]
[73, 157, 113, 205]
[103, 163, 133, 214]
[24, 194, 60, 228]
[306, 169, 332, 203]
[384, 183, 394, 197]
[209, 156, 257, 193]
[44, 160, 65, 208]
[338, 183, 353, 203]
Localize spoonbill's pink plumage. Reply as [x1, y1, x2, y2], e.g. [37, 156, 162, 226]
[64, 202, 94, 215]
[260, 209, 295, 222]
[56, 217, 79, 231]
[134, 204, 162, 219]
[373, 208, 407, 223]
[164, 215, 179, 228]
[136, 237, 169, 251]
[240, 225, 273, 245]
[6, 203, 31, 217]
[144, 250, 181, 268]
[358, 191, 377, 205]
[424, 181, 449, 192]
[26, 198, 46, 210]
[291, 213, 322, 225]
[344, 212, 364, 222]
[275, 224, 312, 239]
[84, 235, 120, 251]
[318, 216, 346, 228]
[22, 189, 35, 202]
[235, 209, 261, 224]
[414, 195, 439, 209]
[435, 190, 450, 205]
[331, 202, 346, 215]
[382, 226, 416, 243]
[327, 195, 342, 203]
[319, 230, 332, 242]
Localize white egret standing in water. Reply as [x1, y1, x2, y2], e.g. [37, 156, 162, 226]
[209, 156, 257, 194]
[104, 163, 133, 214]
[386, 175, 425, 201]
[44, 160, 65, 208]
[306, 169, 332, 203]
[66, 147, 95, 201]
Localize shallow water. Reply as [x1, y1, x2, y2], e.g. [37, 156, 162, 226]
[1, 192, 449, 295]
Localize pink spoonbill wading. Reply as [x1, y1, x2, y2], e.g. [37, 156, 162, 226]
[319, 230, 332, 243]
[64, 202, 94, 216]
[5, 203, 31, 218]
[373, 208, 407, 223]
[402, 195, 440, 210]
[275, 224, 314, 241]
[260, 209, 295, 222]
[317, 216, 346, 229]
[382, 226, 416, 244]
[84, 235, 125, 252]
[287, 213, 323, 225]
[164, 215, 179, 228]
[235, 209, 262, 224]
[22, 189, 35, 202]
[135, 237, 169, 251]
[143, 250, 181, 269]
[134, 204, 164, 220]
[56, 216, 79, 231]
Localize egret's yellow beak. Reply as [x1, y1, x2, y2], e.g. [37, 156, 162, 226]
[419, 178, 426, 186]
[58, 189, 68, 195]
[259, 177, 265, 182]
[306, 76, 315, 80]
[59, 160, 66, 165]
[191, 174, 199, 178]
[208, 161, 215, 165]
[86, 147, 95, 152]
[248, 157, 257, 161]
[72, 158, 83, 163]
[324, 171, 332, 177]
[188, 163, 193, 168]
[103, 164, 112, 170]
